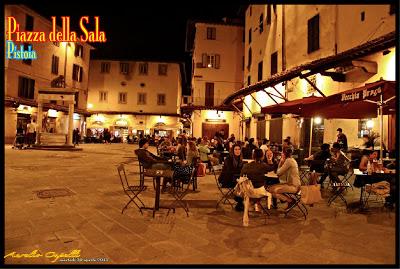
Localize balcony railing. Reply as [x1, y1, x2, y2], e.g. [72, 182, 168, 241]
[181, 96, 225, 107]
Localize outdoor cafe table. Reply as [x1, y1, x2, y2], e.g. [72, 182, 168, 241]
[142, 169, 175, 217]
[353, 169, 396, 209]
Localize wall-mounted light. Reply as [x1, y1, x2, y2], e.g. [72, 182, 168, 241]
[366, 119, 374, 129]
[87, 103, 93, 109]
[313, 117, 322, 125]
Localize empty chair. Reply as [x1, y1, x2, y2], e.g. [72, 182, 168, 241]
[117, 163, 147, 215]
[213, 164, 235, 209]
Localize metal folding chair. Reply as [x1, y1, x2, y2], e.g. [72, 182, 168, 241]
[327, 182, 351, 208]
[283, 190, 308, 220]
[167, 165, 196, 217]
[299, 165, 310, 185]
[117, 164, 147, 215]
[138, 161, 156, 190]
[213, 164, 235, 209]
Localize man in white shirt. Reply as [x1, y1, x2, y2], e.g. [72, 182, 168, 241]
[260, 138, 269, 156]
[26, 119, 37, 147]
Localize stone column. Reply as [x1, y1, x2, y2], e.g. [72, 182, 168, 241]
[37, 101, 43, 144]
[67, 101, 74, 146]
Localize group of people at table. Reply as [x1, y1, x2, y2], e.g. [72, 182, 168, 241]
[134, 128, 396, 213]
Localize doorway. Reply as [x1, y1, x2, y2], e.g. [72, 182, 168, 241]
[202, 123, 229, 140]
[205, 83, 214, 107]
[269, 115, 283, 144]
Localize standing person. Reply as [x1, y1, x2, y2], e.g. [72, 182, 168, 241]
[268, 148, 301, 210]
[336, 128, 348, 151]
[73, 128, 80, 146]
[260, 138, 269, 156]
[26, 119, 37, 148]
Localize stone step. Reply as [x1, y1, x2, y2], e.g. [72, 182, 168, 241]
[39, 133, 68, 145]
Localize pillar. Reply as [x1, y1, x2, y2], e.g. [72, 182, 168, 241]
[67, 102, 74, 146]
[37, 102, 43, 144]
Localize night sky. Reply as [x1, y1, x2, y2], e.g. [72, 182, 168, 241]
[22, 2, 244, 61]
[13, 1, 245, 94]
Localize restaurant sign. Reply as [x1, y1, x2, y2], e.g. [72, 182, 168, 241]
[340, 87, 382, 102]
[114, 118, 128, 126]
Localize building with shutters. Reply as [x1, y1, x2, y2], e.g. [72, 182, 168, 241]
[4, 5, 93, 144]
[86, 60, 183, 141]
[183, 19, 244, 140]
[225, 4, 395, 152]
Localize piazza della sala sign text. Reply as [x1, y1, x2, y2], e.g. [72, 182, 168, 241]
[340, 87, 382, 102]
[6, 16, 107, 61]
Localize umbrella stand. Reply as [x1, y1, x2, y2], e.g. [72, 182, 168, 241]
[308, 118, 313, 157]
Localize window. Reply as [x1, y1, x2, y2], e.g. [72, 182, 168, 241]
[99, 91, 108, 102]
[358, 119, 373, 138]
[101, 62, 110, 73]
[389, 4, 395, 15]
[138, 93, 146, 105]
[267, 5, 271, 25]
[202, 53, 220, 68]
[361, 11, 365, 21]
[248, 48, 252, 68]
[258, 61, 263, 81]
[273, 4, 277, 14]
[157, 94, 166, 105]
[271, 52, 278, 75]
[118, 92, 127, 104]
[22, 43, 32, 65]
[247, 75, 251, 86]
[139, 63, 148, 75]
[120, 62, 130, 74]
[259, 14, 264, 33]
[242, 56, 245, 71]
[18, 76, 35, 99]
[248, 28, 252, 44]
[158, 64, 168, 75]
[205, 83, 214, 107]
[51, 55, 59, 75]
[25, 14, 34, 31]
[72, 64, 83, 82]
[206, 27, 216, 40]
[74, 44, 84, 58]
[307, 14, 320, 53]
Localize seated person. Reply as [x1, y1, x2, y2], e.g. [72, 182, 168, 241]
[134, 138, 173, 190]
[362, 134, 374, 150]
[235, 149, 275, 211]
[218, 144, 244, 188]
[198, 139, 212, 172]
[268, 148, 301, 210]
[176, 138, 187, 161]
[325, 142, 349, 184]
[186, 141, 199, 166]
[359, 149, 378, 171]
[305, 143, 331, 186]
[264, 149, 279, 184]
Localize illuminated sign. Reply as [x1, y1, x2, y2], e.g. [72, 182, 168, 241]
[115, 119, 128, 126]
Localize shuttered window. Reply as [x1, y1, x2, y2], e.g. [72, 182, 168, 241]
[307, 14, 320, 53]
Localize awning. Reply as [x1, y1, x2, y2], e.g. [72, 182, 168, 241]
[261, 95, 323, 115]
[301, 80, 396, 119]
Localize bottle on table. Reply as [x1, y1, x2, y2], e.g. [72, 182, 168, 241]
[367, 160, 372, 175]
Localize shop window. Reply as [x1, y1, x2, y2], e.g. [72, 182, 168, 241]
[307, 14, 320, 53]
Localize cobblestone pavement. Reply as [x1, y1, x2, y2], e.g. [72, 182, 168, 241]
[4, 144, 396, 265]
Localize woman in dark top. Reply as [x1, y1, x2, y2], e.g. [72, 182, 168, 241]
[218, 144, 244, 188]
